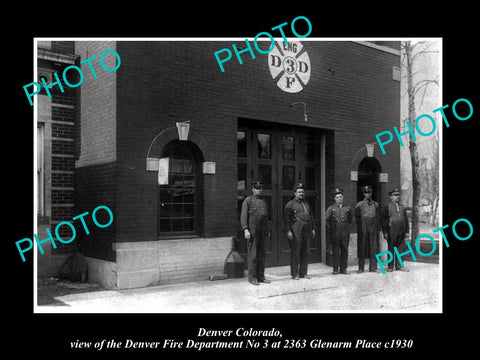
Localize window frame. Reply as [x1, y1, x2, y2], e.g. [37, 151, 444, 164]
[157, 141, 203, 239]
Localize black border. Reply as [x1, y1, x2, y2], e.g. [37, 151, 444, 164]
[7, 5, 479, 356]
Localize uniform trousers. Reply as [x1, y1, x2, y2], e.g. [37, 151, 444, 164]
[387, 220, 407, 269]
[246, 215, 268, 281]
[332, 222, 350, 273]
[290, 220, 312, 278]
[358, 216, 379, 271]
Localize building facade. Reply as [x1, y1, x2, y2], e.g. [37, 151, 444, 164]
[37, 40, 401, 289]
[36, 41, 79, 277]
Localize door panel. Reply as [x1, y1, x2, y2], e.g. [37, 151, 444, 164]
[252, 129, 276, 266]
[237, 122, 322, 267]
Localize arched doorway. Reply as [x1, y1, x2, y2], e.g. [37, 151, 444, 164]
[357, 157, 382, 203]
[356, 156, 382, 262]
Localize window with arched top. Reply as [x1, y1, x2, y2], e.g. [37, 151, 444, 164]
[158, 141, 203, 237]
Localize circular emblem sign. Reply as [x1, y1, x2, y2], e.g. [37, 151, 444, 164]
[268, 41, 311, 93]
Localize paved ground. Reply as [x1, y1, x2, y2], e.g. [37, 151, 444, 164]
[36, 261, 441, 313]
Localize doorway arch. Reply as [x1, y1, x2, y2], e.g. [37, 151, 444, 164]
[357, 157, 382, 203]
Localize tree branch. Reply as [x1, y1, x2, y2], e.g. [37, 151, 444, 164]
[413, 79, 439, 97]
[412, 49, 439, 62]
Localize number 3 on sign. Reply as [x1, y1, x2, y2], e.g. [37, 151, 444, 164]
[268, 41, 311, 93]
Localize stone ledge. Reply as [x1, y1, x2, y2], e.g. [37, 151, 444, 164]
[86, 237, 232, 289]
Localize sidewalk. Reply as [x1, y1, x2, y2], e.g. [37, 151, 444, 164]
[36, 261, 441, 313]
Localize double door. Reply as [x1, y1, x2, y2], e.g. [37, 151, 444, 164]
[237, 120, 322, 267]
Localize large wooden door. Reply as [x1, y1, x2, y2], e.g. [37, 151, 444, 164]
[237, 120, 322, 267]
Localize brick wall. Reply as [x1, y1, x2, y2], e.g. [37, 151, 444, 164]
[48, 43, 78, 255]
[75, 41, 117, 167]
[75, 162, 116, 262]
[51, 41, 75, 55]
[110, 41, 400, 248]
[37, 41, 79, 276]
[74, 41, 118, 261]
[73, 40, 400, 281]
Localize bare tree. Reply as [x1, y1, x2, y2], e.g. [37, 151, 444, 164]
[401, 40, 439, 240]
[420, 132, 439, 225]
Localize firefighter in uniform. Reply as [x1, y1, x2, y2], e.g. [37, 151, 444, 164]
[354, 185, 380, 273]
[381, 188, 410, 272]
[283, 182, 315, 280]
[326, 188, 353, 275]
[240, 181, 270, 285]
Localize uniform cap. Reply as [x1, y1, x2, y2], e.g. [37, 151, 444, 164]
[389, 188, 400, 196]
[252, 181, 263, 189]
[293, 182, 305, 191]
[334, 188, 344, 195]
[362, 185, 372, 194]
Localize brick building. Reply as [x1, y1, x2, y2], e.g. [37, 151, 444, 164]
[37, 40, 401, 289]
[36, 41, 79, 277]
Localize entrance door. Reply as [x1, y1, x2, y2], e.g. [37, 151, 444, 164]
[356, 157, 382, 203]
[237, 119, 322, 267]
[356, 156, 382, 259]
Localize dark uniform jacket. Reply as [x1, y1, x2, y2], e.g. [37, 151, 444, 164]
[381, 201, 409, 238]
[283, 198, 315, 232]
[326, 203, 353, 225]
[354, 198, 379, 227]
[240, 195, 268, 231]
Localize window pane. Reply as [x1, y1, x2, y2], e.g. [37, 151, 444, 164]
[170, 174, 184, 188]
[171, 159, 183, 173]
[238, 163, 246, 191]
[159, 143, 198, 235]
[159, 203, 171, 217]
[258, 133, 271, 159]
[159, 219, 171, 232]
[184, 176, 195, 188]
[184, 204, 195, 217]
[170, 187, 185, 199]
[238, 131, 246, 158]
[258, 164, 272, 190]
[184, 218, 195, 231]
[172, 146, 189, 160]
[184, 160, 194, 174]
[171, 219, 183, 231]
[305, 167, 316, 190]
[160, 189, 171, 203]
[282, 136, 295, 160]
[172, 204, 182, 217]
[306, 138, 316, 162]
[183, 193, 194, 203]
[282, 166, 295, 190]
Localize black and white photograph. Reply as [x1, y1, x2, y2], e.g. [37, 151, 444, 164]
[6, 6, 479, 356]
[32, 38, 442, 313]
